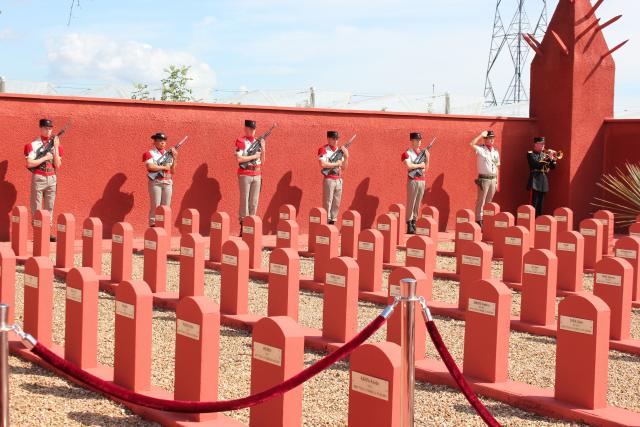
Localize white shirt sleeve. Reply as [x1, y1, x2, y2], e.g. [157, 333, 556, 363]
[472, 145, 483, 155]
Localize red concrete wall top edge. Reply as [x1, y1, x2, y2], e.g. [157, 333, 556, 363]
[0, 92, 536, 122]
[604, 118, 640, 123]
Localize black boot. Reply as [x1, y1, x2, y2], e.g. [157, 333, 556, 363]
[407, 221, 415, 235]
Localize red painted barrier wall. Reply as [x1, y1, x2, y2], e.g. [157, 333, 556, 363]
[603, 119, 640, 174]
[0, 93, 537, 239]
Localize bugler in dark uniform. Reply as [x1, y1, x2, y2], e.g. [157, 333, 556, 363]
[527, 136, 556, 217]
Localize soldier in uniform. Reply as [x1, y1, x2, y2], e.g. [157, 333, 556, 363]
[24, 118, 63, 242]
[143, 132, 177, 227]
[527, 136, 556, 217]
[318, 130, 349, 224]
[470, 130, 500, 226]
[401, 132, 428, 234]
[235, 119, 264, 234]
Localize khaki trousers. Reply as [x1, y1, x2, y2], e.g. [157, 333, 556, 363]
[475, 178, 497, 219]
[323, 178, 343, 221]
[148, 179, 173, 226]
[239, 175, 262, 220]
[406, 179, 425, 221]
[30, 174, 57, 225]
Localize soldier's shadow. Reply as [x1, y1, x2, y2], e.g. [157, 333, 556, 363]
[0, 160, 17, 241]
[423, 173, 450, 232]
[262, 171, 302, 234]
[348, 178, 380, 229]
[175, 163, 221, 236]
[89, 173, 134, 238]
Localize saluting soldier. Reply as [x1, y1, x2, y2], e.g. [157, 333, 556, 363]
[24, 118, 63, 242]
[318, 130, 349, 224]
[470, 130, 500, 226]
[527, 136, 556, 217]
[235, 119, 265, 233]
[143, 132, 177, 227]
[401, 132, 428, 235]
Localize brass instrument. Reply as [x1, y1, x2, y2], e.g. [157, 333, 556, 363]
[540, 149, 563, 172]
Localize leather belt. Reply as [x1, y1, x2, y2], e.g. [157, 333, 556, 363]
[478, 174, 496, 179]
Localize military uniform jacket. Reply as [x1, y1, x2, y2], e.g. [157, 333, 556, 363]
[527, 151, 556, 192]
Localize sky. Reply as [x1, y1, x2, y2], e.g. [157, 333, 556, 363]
[1, 0, 639, 105]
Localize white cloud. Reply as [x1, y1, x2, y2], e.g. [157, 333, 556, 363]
[0, 28, 16, 40]
[46, 33, 216, 98]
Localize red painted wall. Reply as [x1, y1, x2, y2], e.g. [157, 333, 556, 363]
[603, 119, 640, 175]
[0, 94, 538, 240]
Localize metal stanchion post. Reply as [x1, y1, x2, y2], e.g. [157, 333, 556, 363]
[0, 303, 10, 427]
[400, 279, 416, 427]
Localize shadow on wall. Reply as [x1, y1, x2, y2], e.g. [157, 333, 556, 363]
[0, 160, 17, 241]
[348, 178, 380, 229]
[423, 173, 450, 231]
[89, 173, 134, 238]
[262, 171, 303, 234]
[175, 163, 221, 236]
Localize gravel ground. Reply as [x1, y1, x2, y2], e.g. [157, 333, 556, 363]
[4, 246, 639, 426]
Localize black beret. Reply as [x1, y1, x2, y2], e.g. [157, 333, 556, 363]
[327, 131, 339, 139]
[410, 132, 422, 140]
[151, 132, 167, 141]
[245, 120, 257, 129]
[485, 130, 495, 138]
[39, 118, 53, 128]
[534, 136, 546, 143]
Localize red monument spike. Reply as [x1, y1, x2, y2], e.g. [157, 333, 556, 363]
[596, 15, 622, 33]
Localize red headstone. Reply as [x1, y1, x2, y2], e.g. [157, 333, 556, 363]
[267, 248, 300, 321]
[110, 222, 133, 283]
[386, 267, 428, 361]
[23, 256, 54, 347]
[308, 207, 327, 253]
[180, 208, 200, 235]
[580, 219, 603, 270]
[516, 205, 536, 247]
[82, 217, 103, 275]
[276, 219, 299, 252]
[313, 224, 339, 283]
[593, 257, 633, 341]
[143, 227, 168, 293]
[356, 229, 383, 293]
[209, 212, 230, 263]
[322, 257, 359, 343]
[481, 202, 500, 243]
[220, 239, 250, 315]
[502, 226, 530, 284]
[553, 207, 574, 234]
[455, 208, 476, 253]
[613, 236, 640, 302]
[250, 316, 304, 427]
[414, 217, 438, 242]
[593, 210, 614, 256]
[463, 279, 511, 382]
[32, 209, 51, 257]
[179, 233, 206, 299]
[492, 212, 515, 258]
[388, 203, 406, 245]
[242, 215, 264, 270]
[64, 267, 98, 369]
[520, 249, 557, 327]
[458, 241, 492, 310]
[455, 221, 482, 275]
[376, 214, 398, 264]
[114, 280, 153, 392]
[348, 342, 401, 427]
[555, 293, 610, 410]
[0, 248, 17, 323]
[55, 213, 75, 269]
[10, 206, 28, 257]
[556, 231, 585, 293]
[154, 205, 172, 241]
[534, 215, 558, 252]
[340, 210, 361, 259]
[404, 235, 436, 279]
[175, 296, 220, 422]
[278, 204, 297, 222]
[421, 205, 440, 231]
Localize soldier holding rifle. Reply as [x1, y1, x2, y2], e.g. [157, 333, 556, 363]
[318, 130, 352, 224]
[401, 132, 429, 235]
[24, 118, 64, 241]
[143, 132, 178, 227]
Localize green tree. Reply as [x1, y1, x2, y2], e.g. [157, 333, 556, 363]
[161, 65, 197, 102]
[131, 83, 154, 101]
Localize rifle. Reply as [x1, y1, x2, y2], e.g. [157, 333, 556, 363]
[147, 136, 188, 180]
[28, 122, 71, 173]
[408, 137, 437, 179]
[321, 134, 357, 177]
[239, 123, 278, 170]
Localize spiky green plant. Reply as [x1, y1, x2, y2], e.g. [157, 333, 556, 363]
[592, 162, 640, 227]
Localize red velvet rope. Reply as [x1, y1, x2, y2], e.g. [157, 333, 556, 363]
[425, 320, 502, 427]
[30, 315, 387, 413]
